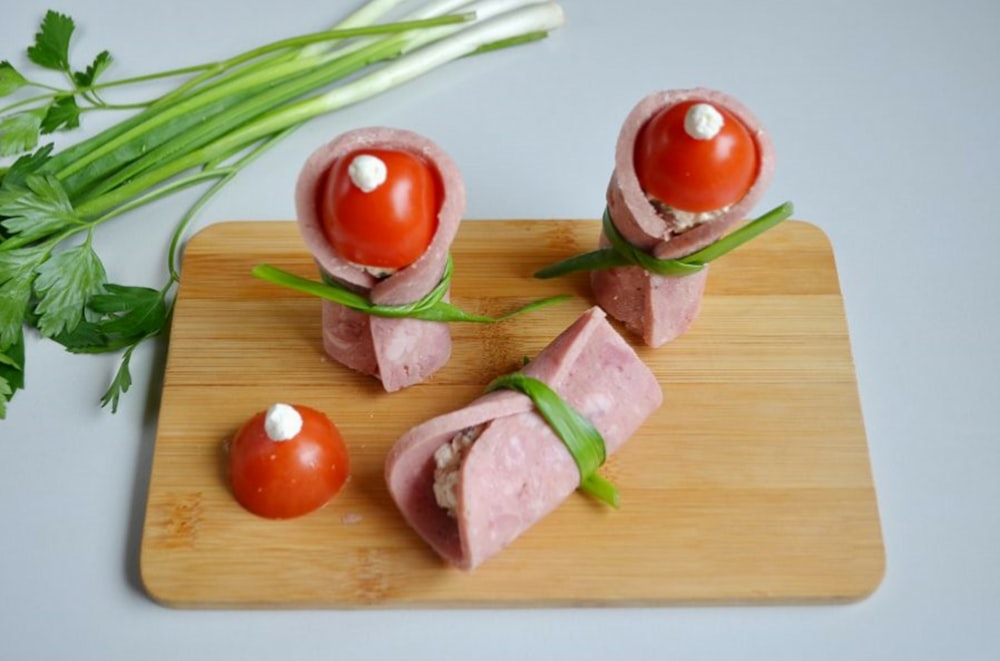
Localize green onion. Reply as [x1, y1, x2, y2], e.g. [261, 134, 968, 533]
[484, 373, 619, 508]
[534, 202, 794, 279]
[251, 257, 570, 323]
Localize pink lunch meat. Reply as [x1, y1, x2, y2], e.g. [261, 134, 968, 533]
[384, 306, 663, 570]
[295, 127, 466, 392]
[593, 88, 776, 347]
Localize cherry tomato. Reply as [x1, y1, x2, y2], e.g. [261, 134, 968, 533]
[227, 403, 350, 519]
[634, 100, 758, 213]
[319, 148, 441, 270]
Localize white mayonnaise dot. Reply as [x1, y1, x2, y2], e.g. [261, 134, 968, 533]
[264, 403, 303, 442]
[684, 103, 725, 140]
[348, 154, 387, 193]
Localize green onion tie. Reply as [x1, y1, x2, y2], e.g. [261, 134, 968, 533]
[485, 373, 619, 508]
[252, 254, 569, 323]
[534, 201, 794, 279]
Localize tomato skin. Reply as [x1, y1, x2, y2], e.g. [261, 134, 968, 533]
[319, 148, 441, 270]
[227, 404, 349, 519]
[634, 100, 758, 213]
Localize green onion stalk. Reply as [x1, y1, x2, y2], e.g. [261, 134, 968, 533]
[0, 0, 566, 418]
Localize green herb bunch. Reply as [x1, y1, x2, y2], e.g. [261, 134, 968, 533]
[0, 2, 566, 419]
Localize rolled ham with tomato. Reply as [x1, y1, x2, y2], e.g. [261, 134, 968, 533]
[385, 306, 662, 570]
[593, 88, 775, 347]
[295, 127, 465, 392]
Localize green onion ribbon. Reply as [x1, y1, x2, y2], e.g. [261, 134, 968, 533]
[484, 373, 620, 508]
[252, 255, 570, 323]
[533, 201, 794, 279]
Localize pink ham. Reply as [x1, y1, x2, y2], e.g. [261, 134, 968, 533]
[385, 306, 663, 570]
[295, 127, 465, 391]
[593, 88, 776, 347]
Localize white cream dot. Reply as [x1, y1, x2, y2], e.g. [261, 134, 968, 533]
[264, 403, 302, 441]
[348, 154, 388, 193]
[684, 103, 725, 140]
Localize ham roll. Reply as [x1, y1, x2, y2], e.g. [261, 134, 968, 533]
[593, 88, 776, 347]
[295, 127, 466, 392]
[385, 306, 662, 570]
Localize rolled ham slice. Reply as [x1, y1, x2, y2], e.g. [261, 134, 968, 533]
[593, 88, 776, 347]
[385, 306, 663, 570]
[295, 127, 466, 391]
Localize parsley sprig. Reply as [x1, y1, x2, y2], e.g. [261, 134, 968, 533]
[1, 12, 116, 156]
[0, 5, 566, 419]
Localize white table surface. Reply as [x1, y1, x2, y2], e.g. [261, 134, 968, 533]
[2, 0, 998, 658]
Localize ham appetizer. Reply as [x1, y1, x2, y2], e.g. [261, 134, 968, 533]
[385, 306, 662, 570]
[294, 127, 465, 392]
[593, 88, 776, 346]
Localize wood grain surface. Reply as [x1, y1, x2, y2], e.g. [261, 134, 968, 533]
[140, 219, 884, 608]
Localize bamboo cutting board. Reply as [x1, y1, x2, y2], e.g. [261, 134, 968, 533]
[140, 219, 884, 608]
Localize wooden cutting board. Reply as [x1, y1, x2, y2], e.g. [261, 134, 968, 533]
[140, 218, 884, 608]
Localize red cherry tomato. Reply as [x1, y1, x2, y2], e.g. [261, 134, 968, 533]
[634, 100, 758, 213]
[227, 403, 350, 519]
[319, 148, 441, 270]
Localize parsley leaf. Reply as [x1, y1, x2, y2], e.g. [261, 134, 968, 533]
[100, 343, 135, 413]
[0, 174, 82, 245]
[0, 327, 25, 420]
[42, 284, 171, 415]
[0, 144, 54, 189]
[0, 110, 43, 157]
[32, 242, 107, 338]
[0, 372, 13, 419]
[0, 61, 28, 97]
[0, 248, 45, 346]
[26, 11, 76, 73]
[73, 50, 113, 88]
[0, 277, 33, 347]
[40, 96, 81, 134]
[52, 284, 167, 353]
[0, 245, 47, 284]
[0, 281, 32, 347]
[87, 284, 166, 337]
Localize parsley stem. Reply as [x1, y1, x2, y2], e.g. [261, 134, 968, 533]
[82, 64, 220, 93]
[79, 101, 150, 112]
[29, 81, 64, 94]
[0, 93, 56, 116]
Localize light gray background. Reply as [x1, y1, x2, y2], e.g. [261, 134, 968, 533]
[2, 0, 998, 659]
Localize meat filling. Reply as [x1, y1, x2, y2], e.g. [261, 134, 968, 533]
[432, 425, 484, 517]
[650, 198, 731, 235]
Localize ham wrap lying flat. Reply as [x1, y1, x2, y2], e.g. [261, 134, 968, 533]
[295, 127, 466, 392]
[385, 306, 662, 570]
[592, 88, 776, 347]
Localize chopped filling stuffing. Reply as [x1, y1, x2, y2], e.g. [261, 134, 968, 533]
[650, 198, 731, 234]
[432, 426, 483, 517]
[348, 260, 397, 278]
